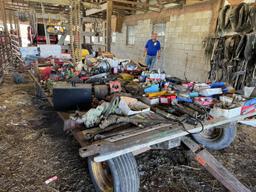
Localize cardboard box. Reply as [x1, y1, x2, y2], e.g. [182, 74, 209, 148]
[199, 88, 223, 96]
[141, 96, 159, 106]
[210, 106, 242, 119]
[119, 96, 150, 116]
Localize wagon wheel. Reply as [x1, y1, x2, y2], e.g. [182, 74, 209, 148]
[192, 122, 237, 150]
[88, 153, 140, 192]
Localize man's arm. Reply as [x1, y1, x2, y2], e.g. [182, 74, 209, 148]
[157, 42, 161, 59]
[144, 48, 147, 57]
[157, 50, 160, 59]
[144, 40, 148, 57]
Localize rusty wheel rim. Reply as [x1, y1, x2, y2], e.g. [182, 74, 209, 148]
[200, 128, 223, 140]
[91, 161, 113, 192]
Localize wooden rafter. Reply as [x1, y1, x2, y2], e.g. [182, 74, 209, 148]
[113, 0, 160, 9]
[17, 0, 69, 6]
[86, 2, 108, 16]
[6, 0, 101, 14]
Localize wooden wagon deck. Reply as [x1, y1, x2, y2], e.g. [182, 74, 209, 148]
[28, 70, 256, 163]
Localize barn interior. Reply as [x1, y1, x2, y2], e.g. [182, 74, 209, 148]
[1, 0, 256, 192]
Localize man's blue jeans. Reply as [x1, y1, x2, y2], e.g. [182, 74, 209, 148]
[145, 55, 157, 70]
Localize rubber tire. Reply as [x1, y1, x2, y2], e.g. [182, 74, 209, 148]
[192, 122, 237, 150]
[88, 153, 140, 192]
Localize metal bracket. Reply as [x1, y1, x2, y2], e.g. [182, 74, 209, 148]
[151, 138, 181, 150]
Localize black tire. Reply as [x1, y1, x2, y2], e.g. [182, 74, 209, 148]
[88, 153, 140, 192]
[192, 122, 237, 150]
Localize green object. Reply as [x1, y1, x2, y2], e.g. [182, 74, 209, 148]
[46, 79, 54, 95]
[65, 69, 74, 79]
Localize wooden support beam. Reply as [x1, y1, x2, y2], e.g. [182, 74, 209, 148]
[112, 0, 160, 9]
[81, 31, 103, 36]
[113, 0, 141, 6]
[113, 5, 160, 12]
[5, 2, 67, 14]
[35, 13, 67, 20]
[86, 2, 107, 16]
[209, 0, 224, 34]
[113, 5, 139, 11]
[1, 0, 8, 34]
[106, 0, 112, 51]
[82, 17, 104, 23]
[182, 137, 251, 192]
[11, 0, 99, 10]
[23, 0, 69, 5]
[82, 2, 100, 9]
[40, 3, 50, 44]
[8, 10, 13, 30]
[158, 0, 181, 4]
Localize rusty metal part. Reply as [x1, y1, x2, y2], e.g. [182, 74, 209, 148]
[94, 84, 109, 100]
[82, 112, 171, 141]
[90, 160, 113, 191]
[99, 115, 143, 129]
[109, 81, 121, 93]
[99, 115, 170, 129]
[125, 82, 142, 95]
[81, 122, 129, 140]
[93, 126, 142, 141]
[104, 96, 120, 117]
[63, 119, 83, 132]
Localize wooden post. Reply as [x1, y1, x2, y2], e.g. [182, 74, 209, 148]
[106, 0, 113, 52]
[77, 0, 82, 62]
[8, 11, 13, 31]
[209, 0, 225, 34]
[41, 2, 50, 44]
[103, 20, 107, 51]
[16, 17, 22, 46]
[82, 23, 86, 44]
[0, 0, 8, 34]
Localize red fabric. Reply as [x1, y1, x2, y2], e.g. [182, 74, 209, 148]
[39, 67, 52, 80]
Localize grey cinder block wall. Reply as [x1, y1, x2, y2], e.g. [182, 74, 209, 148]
[111, 2, 214, 82]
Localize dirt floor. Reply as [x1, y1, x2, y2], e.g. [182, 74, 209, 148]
[0, 73, 255, 192]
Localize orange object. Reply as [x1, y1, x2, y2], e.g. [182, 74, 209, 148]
[195, 155, 207, 166]
[110, 81, 121, 93]
[146, 91, 167, 98]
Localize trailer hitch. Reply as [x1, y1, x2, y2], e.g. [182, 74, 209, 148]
[182, 137, 251, 192]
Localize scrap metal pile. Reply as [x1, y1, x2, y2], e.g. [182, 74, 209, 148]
[206, 2, 256, 91]
[29, 49, 256, 143]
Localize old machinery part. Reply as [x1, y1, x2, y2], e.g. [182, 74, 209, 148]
[82, 102, 110, 128]
[94, 84, 109, 100]
[52, 83, 92, 111]
[109, 81, 121, 94]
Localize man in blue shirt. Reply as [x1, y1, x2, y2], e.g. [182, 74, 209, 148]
[144, 32, 161, 70]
